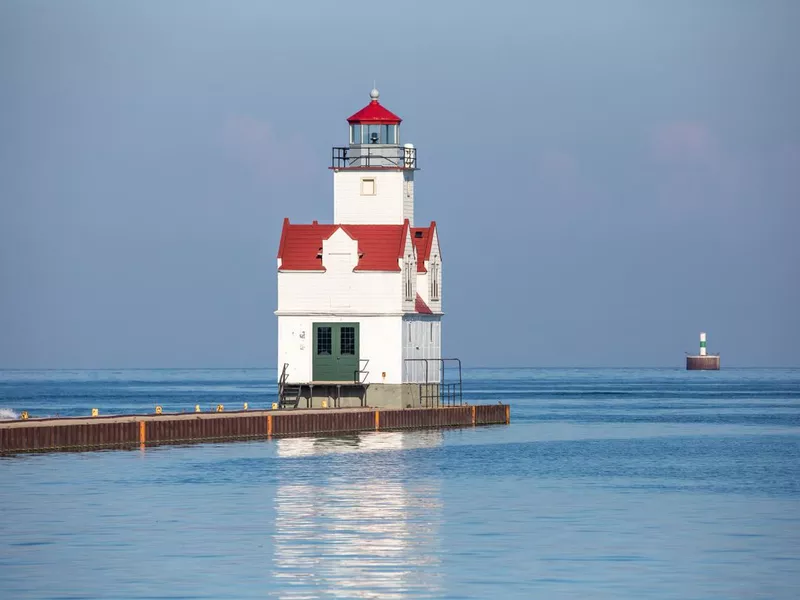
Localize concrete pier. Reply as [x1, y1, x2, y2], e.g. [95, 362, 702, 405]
[0, 405, 510, 455]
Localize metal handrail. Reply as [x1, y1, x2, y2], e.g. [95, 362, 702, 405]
[278, 363, 289, 400]
[403, 358, 463, 407]
[332, 146, 417, 169]
[354, 358, 370, 384]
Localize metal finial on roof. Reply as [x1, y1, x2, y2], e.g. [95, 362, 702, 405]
[370, 87, 379, 101]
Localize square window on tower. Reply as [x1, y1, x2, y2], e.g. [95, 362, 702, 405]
[361, 178, 376, 196]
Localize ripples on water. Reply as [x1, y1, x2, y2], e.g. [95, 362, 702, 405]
[1, 368, 799, 599]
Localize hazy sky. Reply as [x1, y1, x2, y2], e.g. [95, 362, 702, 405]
[1, 0, 798, 369]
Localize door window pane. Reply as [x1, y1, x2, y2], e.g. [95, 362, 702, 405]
[340, 327, 355, 355]
[317, 327, 332, 355]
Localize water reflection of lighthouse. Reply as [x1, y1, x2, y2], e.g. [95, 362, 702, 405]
[270, 431, 444, 598]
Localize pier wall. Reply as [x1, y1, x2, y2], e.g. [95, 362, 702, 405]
[686, 355, 721, 370]
[0, 405, 510, 455]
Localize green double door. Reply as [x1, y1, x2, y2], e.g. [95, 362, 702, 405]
[312, 322, 360, 382]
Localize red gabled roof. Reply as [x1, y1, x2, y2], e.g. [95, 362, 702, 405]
[351, 222, 405, 271]
[410, 222, 436, 272]
[347, 100, 402, 124]
[415, 294, 433, 314]
[277, 219, 410, 272]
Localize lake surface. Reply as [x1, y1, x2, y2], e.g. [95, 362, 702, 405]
[1, 368, 799, 599]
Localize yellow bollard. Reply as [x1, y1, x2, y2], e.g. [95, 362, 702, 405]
[91, 408, 99, 417]
[216, 404, 224, 413]
[243, 402, 248, 411]
[20, 411, 29, 420]
[195, 404, 201, 412]
[155, 406, 162, 415]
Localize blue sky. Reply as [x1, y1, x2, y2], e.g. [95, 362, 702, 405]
[1, 0, 798, 368]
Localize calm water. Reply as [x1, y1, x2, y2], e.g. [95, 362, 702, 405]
[1, 368, 799, 599]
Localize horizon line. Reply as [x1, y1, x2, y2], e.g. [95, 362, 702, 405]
[1, 365, 798, 371]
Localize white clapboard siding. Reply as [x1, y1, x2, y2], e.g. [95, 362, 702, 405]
[402, 316, 442, 383]
[334, 170, 408, 225]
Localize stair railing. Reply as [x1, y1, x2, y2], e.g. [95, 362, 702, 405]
[354, 359, 370, 383]
[402, 358, 463, 407]
[278, 363, 289, 402]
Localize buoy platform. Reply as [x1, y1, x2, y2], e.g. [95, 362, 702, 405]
[0, 404, 510, 455]
[686, 355, 721, 370]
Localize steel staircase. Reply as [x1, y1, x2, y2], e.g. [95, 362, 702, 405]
[277, 363, 301, 409]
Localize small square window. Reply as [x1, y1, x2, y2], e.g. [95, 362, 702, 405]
[361, 178, 376, 195]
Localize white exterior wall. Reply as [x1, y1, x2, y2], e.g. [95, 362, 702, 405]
[334, 170, 407, 225]
[278, 271, 403, 313]
[402, 316, 442, 383]
[278, 315, 404, 384]
[402, 171, 415, 226]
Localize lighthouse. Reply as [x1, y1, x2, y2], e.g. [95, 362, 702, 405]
[686, 332, 721, 370]
[275, 89, 445, 408]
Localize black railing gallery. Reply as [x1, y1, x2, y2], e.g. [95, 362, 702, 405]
[332, 146, 417, 169]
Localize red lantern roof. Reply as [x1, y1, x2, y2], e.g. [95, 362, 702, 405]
[347, 89, 402, 125]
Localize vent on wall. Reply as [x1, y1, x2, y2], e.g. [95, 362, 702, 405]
[414, 231, 423, 238]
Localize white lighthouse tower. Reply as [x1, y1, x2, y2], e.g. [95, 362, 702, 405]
[275, 89, 445, 408]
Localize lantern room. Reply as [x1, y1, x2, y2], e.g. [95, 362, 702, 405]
[348, 88, 401, 146]
[333, 88, 416, 170]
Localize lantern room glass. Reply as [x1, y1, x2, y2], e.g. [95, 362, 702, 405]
[350, 124, 397, 145]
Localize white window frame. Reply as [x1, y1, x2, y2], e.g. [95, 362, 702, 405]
[404, 257, 414, 301]
[430, 258, 439, 301]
